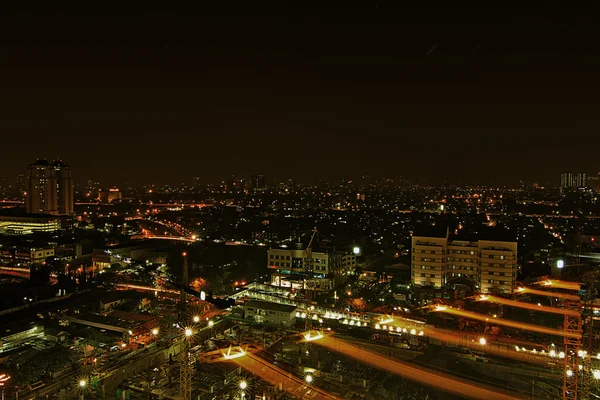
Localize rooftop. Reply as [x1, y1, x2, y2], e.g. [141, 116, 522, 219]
[244, 300, 296, 313]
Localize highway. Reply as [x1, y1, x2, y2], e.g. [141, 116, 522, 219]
[314, 335, 526, 400]
[231, 353, 340, 400]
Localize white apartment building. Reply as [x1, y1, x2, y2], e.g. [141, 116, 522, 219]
[411, 232, 517, 293]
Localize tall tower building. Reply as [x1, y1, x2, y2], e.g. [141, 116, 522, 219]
[26, 159, 74, 215]
[251, 174, 266, 191]
[560, 172, 588, 189]
[26, 159, 57, 215]
[53, 160, 74, 215]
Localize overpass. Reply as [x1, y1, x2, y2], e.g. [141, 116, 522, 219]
[313, 335, 525, 400]
[230, 352, 340, 400]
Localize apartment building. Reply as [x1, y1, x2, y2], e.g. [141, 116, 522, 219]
[411, 230, 517, 293]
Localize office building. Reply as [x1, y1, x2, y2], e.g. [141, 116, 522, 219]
[53, 161, 74, 215]
[243, 300, 296, 327]
[26, 159, 57, 214]
[411, 229, 518, 293]
[560, 172, 587, 189]
[250, 174, 266, 191]
[267, 243, 356, 291]
[0, 212, 61, 235]
[26, 159, 74, 215]
[98, 188, 123, 203]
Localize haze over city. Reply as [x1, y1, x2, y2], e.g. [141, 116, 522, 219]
[1, 4, 600, 400]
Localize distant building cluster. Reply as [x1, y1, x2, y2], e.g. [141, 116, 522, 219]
[560, 172, 587, 190]
[98, 188, 122, 203]
[411, 229, 518, 293]
[26, 159, 74, 215]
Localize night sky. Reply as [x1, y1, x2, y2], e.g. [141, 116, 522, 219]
[1, 3, 599, 185]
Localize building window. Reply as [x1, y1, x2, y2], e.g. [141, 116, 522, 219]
[420, 266, 426, 270]
[500, 255, 505, 260]
[489, 255, 493, 259]
[430, 250, 435, 254]
[421, 250, 426, 253]
[420, 273, 426, 277]
[488, 279, 494, 284]
[430, 274, 435, 278]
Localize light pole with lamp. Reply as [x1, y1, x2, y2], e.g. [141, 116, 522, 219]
[0, 374, 10, 400]
[79, 379, 87, 400]
[239, 380, 247, 400]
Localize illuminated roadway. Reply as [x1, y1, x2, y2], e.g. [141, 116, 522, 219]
[314, 335, 525, 400]
[230, 353, 340, 400]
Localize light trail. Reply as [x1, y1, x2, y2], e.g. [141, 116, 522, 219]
[534, 280, 581, 291]
[432, 307, 581, 339]
[231, 353, 340, 400]
[478, 295, 580, 316]
[515, 286, 580, 301]
[315, 336, 524, 400]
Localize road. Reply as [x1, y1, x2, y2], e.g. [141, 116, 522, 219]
[231, 353, 339, 400]
[314, 335, 526, 400]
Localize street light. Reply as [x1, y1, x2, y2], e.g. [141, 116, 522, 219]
[208, 320, 214, 327]
[479, 337, 487, 346]
[79, 380, 86, 388]
[594, 370, 600, 380]
[0, 374, 11, 400]
[193, 316, 200, 323]
[305, 374, 313, 384]
[185, 328, 193, 337]
[152, 328, 159, 336]
[239, 381, 247, 390]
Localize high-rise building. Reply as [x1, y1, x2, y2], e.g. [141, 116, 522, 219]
[560, 172, 587, 189]
[250, 174, 266, 191]
[26, 159, 73, 216]
[53, 160, 74, 215]
[411, 230, 518, 293]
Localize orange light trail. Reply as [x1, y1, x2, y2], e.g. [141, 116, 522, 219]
[432, 307, 581, 339]
[315, 336, 524, 400]
[231, 352, 339, 400]
[515, 286, 580, 301]
[535, 280, 581, 291]
[479, 295, 580, 316]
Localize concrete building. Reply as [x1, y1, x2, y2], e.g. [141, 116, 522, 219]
[26, 159, 57, 214]
[0, 212, 61, 235]
[243, 300, 296, 327]
[250, 174, 266, 191]
[53, 160, 74, 215]
[98, 188, 122, 203]
[30, 247, 55, 264]
[26, 159, 73, 215]
[267, 243, 356, 291]
[411, 229, 518, 293]
[560, 172, 587, 189]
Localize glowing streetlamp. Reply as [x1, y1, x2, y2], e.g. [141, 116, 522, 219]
[479, 337, 487, 346]
[193, 316, 200, 323]
[185, 328, 193, 337]
[239, 381, 247, 390]
[305, 374, 313, 384]
[79, 380, 86, 388]
[152, 328, 159, 336]
[208, 320, 214, 327]
[594, 370, 600, 380]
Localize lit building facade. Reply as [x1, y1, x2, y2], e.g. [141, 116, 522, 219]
[98, 188, 122, 203]
[0, 214, 61, 235]
[560, 172, 587, 189]
[267, 244, 356, 291]
[26, 159, 73, 215]
[411, 232, 518, 293]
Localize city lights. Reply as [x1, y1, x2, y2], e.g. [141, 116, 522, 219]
[239, 380, 247, 390]
[185, 328, 193, 337]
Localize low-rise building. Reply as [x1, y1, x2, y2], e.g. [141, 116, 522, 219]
[243, 300, 296, 327]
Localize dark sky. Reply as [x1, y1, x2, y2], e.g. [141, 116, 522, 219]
[1, 3, 599, 186]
